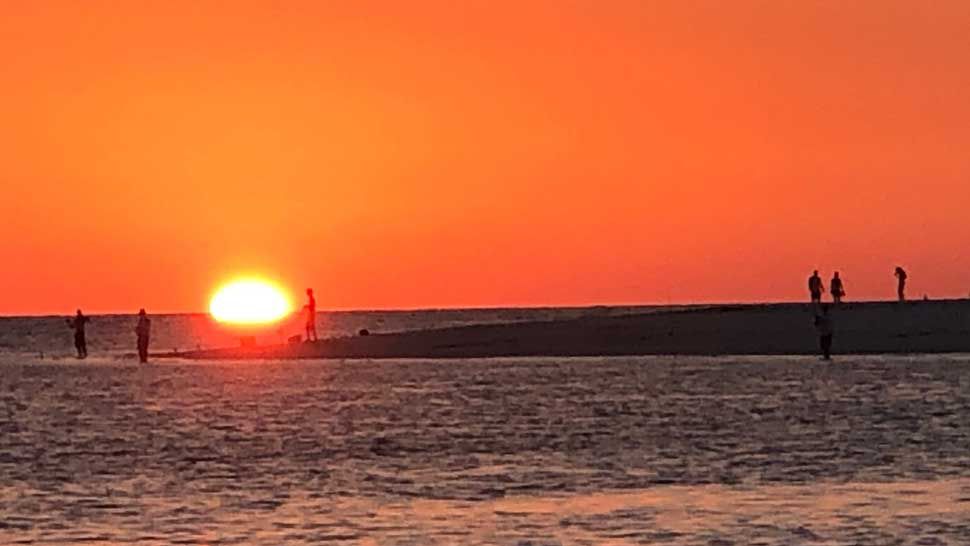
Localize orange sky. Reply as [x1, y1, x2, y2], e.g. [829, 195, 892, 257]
[2, 1, 969, 314]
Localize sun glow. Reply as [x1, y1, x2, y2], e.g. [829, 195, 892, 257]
[209, 278, 292, 325]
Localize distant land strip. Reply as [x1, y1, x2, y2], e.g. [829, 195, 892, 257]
[158, 300, 970, 360]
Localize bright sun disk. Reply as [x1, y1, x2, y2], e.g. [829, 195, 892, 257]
[209, 278, 292, 324]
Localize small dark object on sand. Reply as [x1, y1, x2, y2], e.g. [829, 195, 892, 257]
[359, 329, 370, 336]
[288, 335, 302, 345]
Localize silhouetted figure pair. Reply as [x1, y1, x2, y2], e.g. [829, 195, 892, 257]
[895, 266, 907, 301]
[814, 305, 834, 360]
[305, 288, 318, 342]
[135, 309, 151, 363]
[66, 309, 89, 359]
[830, 272, 845, 304]
[808, 271, 824, 304]
[809, 270, 847, 304]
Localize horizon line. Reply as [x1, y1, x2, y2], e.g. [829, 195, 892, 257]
[3, 296, 968, 318]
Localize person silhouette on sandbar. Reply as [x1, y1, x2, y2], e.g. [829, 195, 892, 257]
[814, 304, 834, 360]
[135, 309, 151, 363]
[304, 288, 318, 342]
[895, 266, 908, 302]
[830, 272, 845, 304]
[808, 270, 824, 304]
[67, 309, 89, 359]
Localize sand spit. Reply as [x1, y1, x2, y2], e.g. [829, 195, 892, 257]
[162, 300, 970, 360]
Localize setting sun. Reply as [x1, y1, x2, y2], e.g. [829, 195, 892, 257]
[209, 278, 292, 325]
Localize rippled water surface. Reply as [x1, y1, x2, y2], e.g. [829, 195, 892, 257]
[2, 355, 970, 544]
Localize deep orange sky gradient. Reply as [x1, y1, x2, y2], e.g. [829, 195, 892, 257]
[2, 1, 969, 314]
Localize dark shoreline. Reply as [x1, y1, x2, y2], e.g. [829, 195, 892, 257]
[158, 300, 970, 360]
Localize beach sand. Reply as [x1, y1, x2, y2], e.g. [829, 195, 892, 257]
[166, 299, 970, 360]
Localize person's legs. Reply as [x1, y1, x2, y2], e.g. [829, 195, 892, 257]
[138, 338, 148, 363]
[820, 335, 832, 360]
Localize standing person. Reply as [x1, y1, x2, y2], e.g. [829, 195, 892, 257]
[305, 288, 318, 342]
[66, 309, 89, 359]
[814, 305, 834, 360]
[808, 270, 824, 304]
[830, 272, 846, 304]
[135, 309, 151, 363]
[895, 266, 908, 302]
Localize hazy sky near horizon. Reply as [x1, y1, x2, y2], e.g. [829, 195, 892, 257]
[2, 1, 969, 314]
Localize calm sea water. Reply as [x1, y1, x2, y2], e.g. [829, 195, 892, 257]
[2, 311, 969, 544]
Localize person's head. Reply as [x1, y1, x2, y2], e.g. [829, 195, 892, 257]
[834, 271, 840, 278]
[76, 309, 82, 316]
[138, 308, 146, 316]
[306, 288, 313, 297]
[813, 270, 819, 276]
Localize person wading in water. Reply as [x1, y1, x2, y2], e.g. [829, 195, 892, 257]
[67, 309, 89, 359]
[814, 305, 835, 360]
[135, 309, 151, 363]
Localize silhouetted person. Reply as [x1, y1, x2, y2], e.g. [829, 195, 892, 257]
[305, 288, 317, 342]
[808, 270, 824, 304]
[895, 266, 908, 302]
[830, 272, 845, 304]
[814, 305, 834, 360]
[67, 309, 89, 359]
[135, 309, 151, 363]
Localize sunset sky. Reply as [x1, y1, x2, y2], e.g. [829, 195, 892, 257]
[3, 1, 969, 315]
